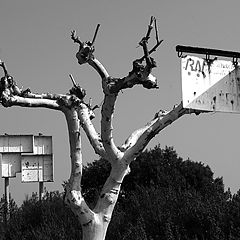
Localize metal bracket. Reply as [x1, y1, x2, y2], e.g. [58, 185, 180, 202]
[176, 45, 240, 58]
[177, 51, 187, 58]
[232, 57, 238, 68]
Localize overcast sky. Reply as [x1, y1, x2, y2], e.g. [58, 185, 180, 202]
[1, 0, 240, 205]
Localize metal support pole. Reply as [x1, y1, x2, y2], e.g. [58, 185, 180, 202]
[39, 182, 43, 201]
[4, 177, 10, 224]
[4, 177, 9, 204]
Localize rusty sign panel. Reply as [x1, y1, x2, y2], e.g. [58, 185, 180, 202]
[181, 55, 240, 112]
[21, 154, 53, 182]
[1, 153, 21, 178]
[34, 136, 52, 154]
[0, 135, 34, 153]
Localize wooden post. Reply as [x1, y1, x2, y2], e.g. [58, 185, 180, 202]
[39, 182, 43, 201]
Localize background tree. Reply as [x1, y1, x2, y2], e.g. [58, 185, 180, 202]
[83, 145, 231, 240]
[0, 145, 238, 240]
[0, 17, 202, 240]
[0, 192, 81, 240]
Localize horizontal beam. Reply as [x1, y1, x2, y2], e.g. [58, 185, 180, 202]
[176, 45, 240, 59]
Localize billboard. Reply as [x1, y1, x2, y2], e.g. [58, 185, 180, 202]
[0, 135, 34, 153]
[1, 153, 21, 177]
[0, 135, 54, 182]
[21, 154, 53, 182]
[181, 55, 240, 112]
[34, 136, 52, 154]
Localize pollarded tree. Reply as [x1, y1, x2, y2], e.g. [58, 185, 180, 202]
[0, 17, 201, 240]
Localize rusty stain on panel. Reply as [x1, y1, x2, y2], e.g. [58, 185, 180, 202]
[182, 55, 240, 113]
[21, 154, 53, 182]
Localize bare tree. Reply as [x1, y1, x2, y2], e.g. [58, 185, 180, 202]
[0, 17, 200, 240]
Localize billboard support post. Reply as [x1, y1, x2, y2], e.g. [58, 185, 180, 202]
[4, 177, 9, 224]
[39, 182, 43, 201]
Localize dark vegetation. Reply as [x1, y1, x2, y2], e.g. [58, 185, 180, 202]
[1, 145, 240, 240]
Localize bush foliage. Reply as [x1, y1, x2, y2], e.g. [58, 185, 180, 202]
[1, 145, 239, 239]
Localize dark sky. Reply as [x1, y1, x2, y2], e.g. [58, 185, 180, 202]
[1, 0, 240, 205]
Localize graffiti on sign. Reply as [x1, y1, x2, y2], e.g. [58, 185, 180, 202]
[181, 55, 240, 112]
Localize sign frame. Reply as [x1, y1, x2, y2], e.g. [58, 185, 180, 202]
[181, 54, 240, 113]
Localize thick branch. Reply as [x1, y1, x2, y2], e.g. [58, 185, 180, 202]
[101, 93, 123, 161]
[1, 95, 60, 110]
[64, 184, 97, 237]
[78, 103, 107, 158]
[123, 103, 202, 163]
[64, 108, 97, 231]
[88, 58, 110, 80]
[93, 161, 130, 229]
[64, 108, 82, 189]
[72, 33, 110, 80]
[23, 92, 67, 100]
[0, 65, 89, 112]
[0, 63, 73, 110]
[119, 117, 159, 152]
[104, 66, 158, 94]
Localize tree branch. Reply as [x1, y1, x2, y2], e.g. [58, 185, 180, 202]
[138, 16, 163, 63]
[1, 95, 60, 110]
[68, 74, 87, 99]
[0, 60, 8, 76]
[72, 18, 162, 93]
[71, 28, 110, 81]
[71, 30, 83, 47]
[91, 24, 100, 46]
[98, 17, 163, 93]
[71, 18, 163, 163]
[78, 103, 107, 158]
[64, 108, 83, 190]
[88, 58, 110, 80]
[123, 103, 203, 163]
[93, 161, 130, 225]
[103, 66, 158, 93]
[119, 117, 160, 152]
[63, 107, 97, 230]
[101, 93, 123, 162]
